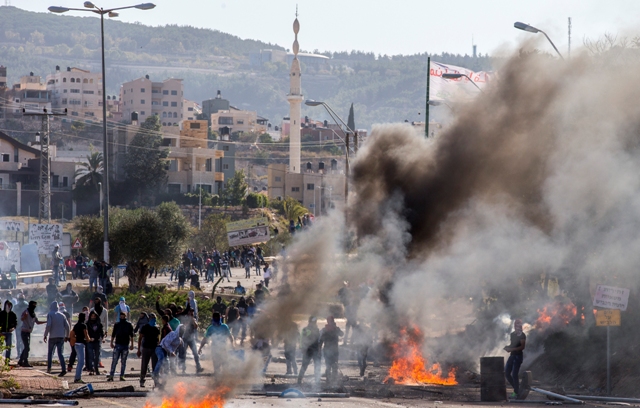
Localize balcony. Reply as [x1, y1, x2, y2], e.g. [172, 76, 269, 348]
[0, 162, 21, 172]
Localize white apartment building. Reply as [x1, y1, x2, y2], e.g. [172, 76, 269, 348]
[119, 75, 183, 125]
[46, 66, 103, 119]
[183, 99, 201, 121]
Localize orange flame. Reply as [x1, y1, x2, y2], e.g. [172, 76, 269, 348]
[144, 382, 230, 408]
[385, 326, 457, 386]
[534, 302, 577, 331]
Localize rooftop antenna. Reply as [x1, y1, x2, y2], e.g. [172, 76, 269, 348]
[4, 0, 11, 6]
[472, 35, 477, 58]
[568, 17, 572, 59]
[295, 3, 298, 18]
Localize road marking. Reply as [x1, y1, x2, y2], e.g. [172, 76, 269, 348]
[95, 397, 134, 408]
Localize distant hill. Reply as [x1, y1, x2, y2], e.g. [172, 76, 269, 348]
[0, 6, 496, 129]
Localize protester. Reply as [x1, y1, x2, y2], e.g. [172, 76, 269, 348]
[114, 297, 130, 323]
[13, 293, 28, 357]
[134, 312, 150, 334]
[137, 313, 160, 388]
[352, 322, 372, 377]
[319, 315, 344, 384]
[153, 324, 183, 389]
[234, 281, 246, 296]
[199, 312, 233, 378]
[244, 258, 252, 279]
[52, 244, 63, 286]
[297, 316, 321, 385]
[178, 309, 203, 374]
[46, 278, 58, 305]
[70, 312, 91, 384]
[504, 319, 526, 399]
[107, 311, 134, 381]
[86, 310, 104, 375]
[59, 283, 79, 316]
[226, 300, 240, 339]
[186, 290, 198, 321]
[263, 263, 272, 288]
[44, 301, 70, 376]
[0, 300, 17, 361]
[88, 264, 98, 292]
[18, 300, 45, 367]
[281, 319, 299, 375]
[96, 260, 112, 293]
[9, 265, 17, 289]
[211, 297, 227, 319]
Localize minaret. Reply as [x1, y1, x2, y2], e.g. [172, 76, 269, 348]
[287, 9, 303, 174]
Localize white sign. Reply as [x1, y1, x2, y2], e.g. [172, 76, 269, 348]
[0, 241, 20, 272]
[226, 217, 270, 247]
[0, 220, 24, 232]
[29, 223, 63, 256]
[72, 238, 82, 249]
[430, 61, 493, 102]
[593, 285, 630, 311]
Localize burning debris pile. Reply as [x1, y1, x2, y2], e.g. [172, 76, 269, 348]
[385, 326, 457, 386]
[144, 382, 230, 408]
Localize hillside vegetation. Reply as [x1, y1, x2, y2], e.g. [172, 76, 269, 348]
[0, 6, 496, 129]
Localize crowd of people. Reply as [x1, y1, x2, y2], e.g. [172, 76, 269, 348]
[0, 243, 378, 390]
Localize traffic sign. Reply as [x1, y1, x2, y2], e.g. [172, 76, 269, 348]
[72, 238, 82, 249]
[593, 285, 630, 311]
[596, 309, 621, 326]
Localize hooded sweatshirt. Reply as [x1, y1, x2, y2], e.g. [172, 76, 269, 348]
[21, 301, 43, 333]
[159, 324, 183, 354]
[44, 301, 70, 339]
[0, 300, 17, 333]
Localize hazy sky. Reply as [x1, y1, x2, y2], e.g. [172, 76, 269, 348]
[16, 0, 640, 56]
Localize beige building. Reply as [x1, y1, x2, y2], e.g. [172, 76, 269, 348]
[211, 107, 268, 137]
[267, 161, 346, 216]
[119, 76, 183, 126]
[8, 73, 51, 116]
[165, 120, 225, 194]
[46, 66, 103, 119]
[183, 99, 201, 121]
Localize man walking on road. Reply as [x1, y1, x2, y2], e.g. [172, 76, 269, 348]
[137, 313, 160, 388]
[107, 311, 134, 382]
[18, 300, 45, 367]
[0, 300, 18, 361]
[44, 301, 70, 376]
[504, 319, 526, 399]
[297, 316, 321, 386]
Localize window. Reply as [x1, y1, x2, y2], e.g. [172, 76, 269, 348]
[70, 89, 80, 93]
[223, 164, 229, 170]
[70, 78, 75, 83]
[188, 107, 193, 111]
[84, 112, 94, 117]
[1, 154, 9, 162]
[162, 122, 166, 126]
[63, 89, 67, 93]
[275, 176, 282, 182]
[141, 99, 146, 104]
[168, 184, 181, 193]
[62, 176, 68, 187]
[219, 117, 233, 125]
[171, 90, 177, 95]
[69, 99, 81, 105]
[83, 90, 94, 94]
[237, 120, 244, 125]
[52, 175, 59, 187]
[162, 90, 168, 95]
[205, 158, 212, 171]
[14, 147, 18, 163]
[162, 112, 167, 118]
[61, 98, 67, 105]
[76, 78, 80, 82]
[90, 79, 93, 84]
[171, 101, 177, 107]
[173, 112, 177, 118]
[152, 101, 159, 106]
[307, 183, 315, 190]
[168, 159, 177, 171]
[72, 111, 78, 116]
[63, 78, 67, 83]
[83, 78, 88, 83]
[291, 187, 300, 192]
[162, 101, 168, 106]
[141, 88, 145, 93]
[141, 111, 146, 115]
[222, 145, 230, 151]
[190, 122, 200, 129]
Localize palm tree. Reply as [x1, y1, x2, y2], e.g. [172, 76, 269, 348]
[75, 151, 103, 191]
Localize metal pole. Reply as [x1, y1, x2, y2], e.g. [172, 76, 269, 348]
[345, 131, 349, 204]
[313, 186, 316, 216]
[198, 167, 202, 230]
[98, 182, 103, 217]
[607, 325, 611, 395]
[100, 11, 110, 263]
[425, 56, 430, 137]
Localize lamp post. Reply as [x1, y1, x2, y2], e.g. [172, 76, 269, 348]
[98, 181, 103, 217]
[514, 21, 565, 60]
[442, 72, 483, 92]
[48, 2, 156, 263]
[305, 100, 354, 208]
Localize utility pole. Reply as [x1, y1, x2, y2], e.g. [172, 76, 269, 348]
[568, 17, 572, 59]
[23, 108, 67, 223]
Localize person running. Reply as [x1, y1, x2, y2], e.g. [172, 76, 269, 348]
[13, 293, 28, 358]
[198, 312, 233, 379]
[137, 313, 160, 388]
[178, 309, 203, 374]
[153, 324, 183, 389]
[352, 322, 372, 377]
[86, 310, 104, 375]
[107, 311, 134, 382]
[44, 301, 70, 376]
[70, 312, 91, 384]
[0, 300, 17, 361]
[297, 316, 321, 386]
[504, 319, 526, 399]
[319, 315, 343, 385]
[18, 301, 44, 367]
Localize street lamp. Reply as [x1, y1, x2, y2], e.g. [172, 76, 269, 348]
[441, 73, 483, 92]
[305, 99, 354, 207]
[48, 2, 155, 263]
[98, 182, 103, 217]
[514, 21, 565, 60]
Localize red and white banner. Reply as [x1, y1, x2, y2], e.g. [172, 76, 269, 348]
[430, 61, 493, 102]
